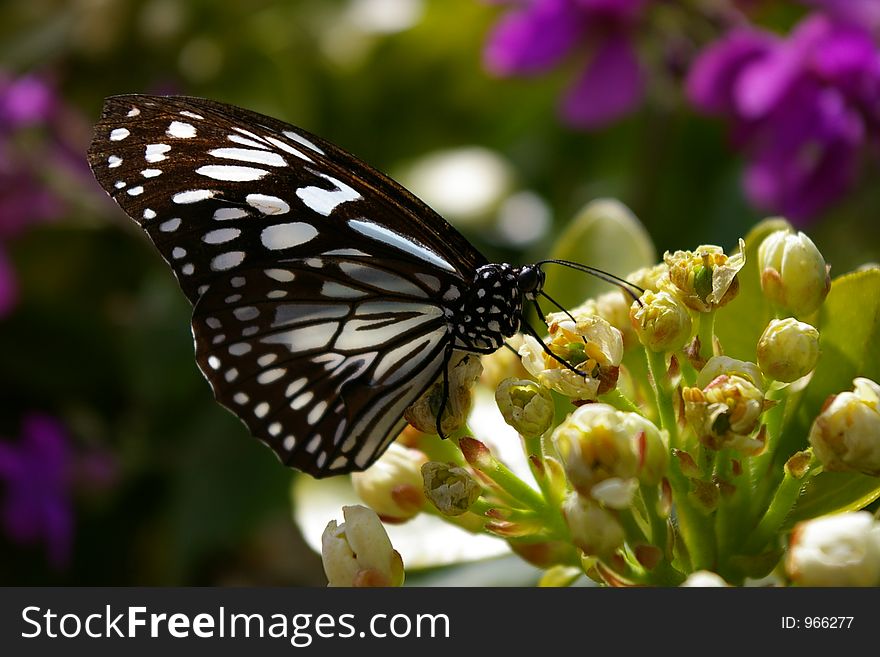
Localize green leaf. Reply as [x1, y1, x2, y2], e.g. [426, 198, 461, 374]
[785, 472, 880, 529]
[775, 268, 880, 463]
[543, 199, 655, 309]
[714, 217, 791, 360]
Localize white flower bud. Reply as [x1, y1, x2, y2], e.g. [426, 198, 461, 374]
[680, 570, 729, 587]
[351, 443, 427, 522]
[321, 505, 405, 587]
[630, 289, 693, 352]
[758, 229, 830, 317]
[786, 512, 880, 587]
[562, 493, 624, 557]
[809, 377, 880, 475]
[757, 317, 820, 382]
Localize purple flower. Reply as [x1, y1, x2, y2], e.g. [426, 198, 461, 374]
[687, 14, 880, 222]
[0, 72, 64, 317]
[0, 74, 56, 131]
[0, 414, 73, 568]
[484, 0, 649, 129]
[801, 0, 880, 33]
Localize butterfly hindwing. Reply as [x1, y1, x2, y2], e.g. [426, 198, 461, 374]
[87, 94, 485, 476]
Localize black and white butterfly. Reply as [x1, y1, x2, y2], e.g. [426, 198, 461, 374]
[87, 95, 638, 478]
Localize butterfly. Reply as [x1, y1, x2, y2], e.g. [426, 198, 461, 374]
[87, 95, 638, 478]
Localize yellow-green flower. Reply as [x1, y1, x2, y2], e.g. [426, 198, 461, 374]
[758, 229, 830, 317]
[495, 378, 554, 436]
[552, 403, 667, 499]
[421, 461, 481, 516]
[663, 241, 745, 312]
[519, 315, 623, 400]
[757, 317, 820, 383]
[683, 356, 766, 452]
[630, 289, 693, 353]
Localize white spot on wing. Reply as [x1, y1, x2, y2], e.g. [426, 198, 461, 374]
[173, 189, 215, 204]
[203, 228, 241, 244]
[349, 219, 455, 272]
[143, 208, 157, 220]
[127, 186, 144, 196]
[179, 110, 204, 120]
[110, 128, 130, 141]
[282, 130, 325, 154]
[159, 218, 181, 232]
[291, 391, 314, 411]
[208, 147, 287, 167]
[127, 107, 140, 117]
[257, 368, 287, 385]
[145, 143, 171, 163]
[265, 269, 295, 282]
[108, 155, 122, 168]
[196, 165, 269, 182]
[263, 136, 312, 162]
[296, 173, 361, 216]
[228, 134, 269, 149]
[246, 194, 290, 215]
[211, 251, 245, 271]
[166, 121, 196, 139]
[141, 169, 162, 178]
[213, 207, 249, 221]
[260, 222, 318, 250]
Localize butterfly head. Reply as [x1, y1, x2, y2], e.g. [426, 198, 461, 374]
[515, 264, 545, 301]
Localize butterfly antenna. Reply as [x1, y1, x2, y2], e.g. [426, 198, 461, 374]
[536, 259, 645, 303]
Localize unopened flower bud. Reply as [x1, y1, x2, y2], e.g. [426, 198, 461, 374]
[562, 493, 624, 557]
[809, 378, 880, 475]
[630, 289, 693, 352]
[495, 378, 554, 436]
[552, 403, 667, 497]
[757, 318, 820, 382]
[519, 315, 623, 400]
[421, 461, 481, 516]
[351, 443, 427, 522]
[321, 505, 404, 587]
[664, 241, 745, 312]
[405, 353, 482, 434]
[681, 571, 729, 587]
[786, 512, 880, 587]
[758, 229, 830, 317]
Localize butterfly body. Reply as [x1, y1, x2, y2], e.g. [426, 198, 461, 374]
[87, 94, 554, 477]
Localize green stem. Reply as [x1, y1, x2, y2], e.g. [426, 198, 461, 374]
[600, 388, 645, 415]
[751, 386, 789, 501]
[743, 454, 821, 554]
[697, 309, 717, 362]
[645, 347, 715, 570]
[645, 349, 679, 446]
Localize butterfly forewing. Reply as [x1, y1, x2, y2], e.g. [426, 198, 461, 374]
[87, 95, 486, 476]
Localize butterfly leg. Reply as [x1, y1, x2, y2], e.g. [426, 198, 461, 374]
[521, 321, 589, 377]
[435, 341, 455, 440]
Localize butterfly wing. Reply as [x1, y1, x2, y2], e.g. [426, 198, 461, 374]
[87, 95, 485, 476]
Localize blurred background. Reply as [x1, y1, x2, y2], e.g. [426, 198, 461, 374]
[1, 0, 878, 585]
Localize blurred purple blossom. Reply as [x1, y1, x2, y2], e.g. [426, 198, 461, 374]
[483, 0, 649, 129]
[801, 0, 880, 33]
[0, 414, 73, 568]
[0, 72, 66, 317]
[687, 14, 880, 222]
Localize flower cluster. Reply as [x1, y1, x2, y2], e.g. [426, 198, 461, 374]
[481, 1, 880, 221]
[319, 216, 880, 587]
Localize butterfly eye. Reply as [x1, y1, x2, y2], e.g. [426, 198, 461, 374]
[516, 265, 543, 295]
